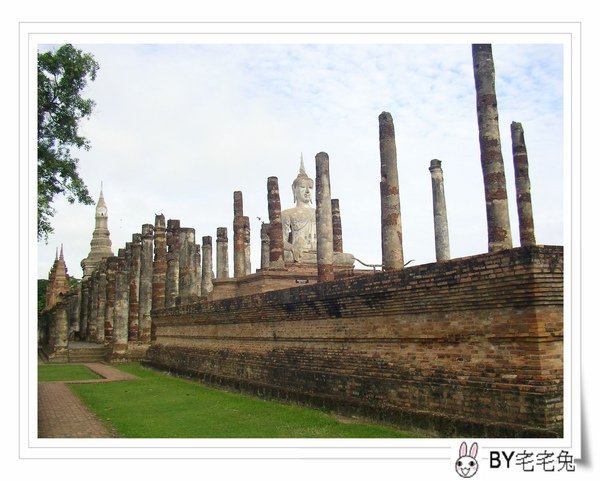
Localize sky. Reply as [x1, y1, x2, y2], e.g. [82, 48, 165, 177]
[36, 41, 564, 279]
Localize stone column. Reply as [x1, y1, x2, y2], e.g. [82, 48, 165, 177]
[243, 216, 251, 275]
[511, 121, 536, 246]
[267, 177, 285, 268]
[113, 250, 129, 355]
[429, 159, 451, 262]
[104, 256, 118, 342]
[152, 214, 167, 313]
[201, 236, 214, 296]
[128, 235, 142, 341]
[88, 270, 99, 341]
[331, 199, 343, 254]
[233, 191, 246, 278]
[139, 224, 154, 342]
[71, 283, 82, 339]
[379, 111, 404, 270]
[315, 152, 335, 282]
[216, 227, 229, 279]
[95, 261, 107, 343]
[53, 302, 69, 353]
[178, 227, 198, 304]
[194, 244, 202, 297]
[472, 44, 513, 252]
[260, 223, 270, 270]
[79, 278, 89, 340]
[165, 219, 180, 308]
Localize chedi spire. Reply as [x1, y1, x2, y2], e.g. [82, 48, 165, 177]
[81, 184, 114, 278]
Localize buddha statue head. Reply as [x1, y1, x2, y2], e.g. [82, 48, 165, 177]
[291, 155, 314, 207]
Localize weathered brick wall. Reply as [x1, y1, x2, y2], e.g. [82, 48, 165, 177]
[145, 245, 563, 437]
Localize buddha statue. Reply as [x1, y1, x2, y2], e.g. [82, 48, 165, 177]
[282, 157, 354, 267]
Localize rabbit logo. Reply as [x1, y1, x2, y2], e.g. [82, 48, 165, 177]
[455, 441, 479, 478]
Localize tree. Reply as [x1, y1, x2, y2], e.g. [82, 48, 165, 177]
[38, 44, 99, 241]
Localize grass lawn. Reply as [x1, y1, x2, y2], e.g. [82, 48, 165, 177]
[69, 364, 421, 438]
[38, 364, 102, 382]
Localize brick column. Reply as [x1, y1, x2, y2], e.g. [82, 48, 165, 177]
[178, 227, 198, 304]
[315, 152, 334, 282]
[139, 223, 154, 342]
[113, 250, 129, 355]
[152, 214, 167, 312]
[104, 256, 118, 342]
[379, 111, 404, 270]
[88, 270, 99, 341]
[233, 191, 246, 278]
[79, 278, 89, 340]
[165, 219, 180, 308]
[331, 199, 343, 254]
[429, 159, 451, 261]
[267, 176, 285, 268]
[472, 44, 513, 252]
[216, 227, 229, 279]
[95, 261, 107, 343]
[201, 236, 214, 296]
[260, 223, 270, 270]
[128, 235, 142, 340]
[243, 216, 251, 275]
[511, 121, 536, 246]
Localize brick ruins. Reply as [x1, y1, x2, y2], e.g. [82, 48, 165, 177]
[39, 44, 563, 438]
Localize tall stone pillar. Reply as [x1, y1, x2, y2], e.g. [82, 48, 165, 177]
[260, 223, 270, 270]
[95, 261, 107, 343]
[201, 236, 214, 296]
[379, 111, 404, 270]
[194, 244, 202, 297]
[104, 256, 118, 342]
[88, 270, 99, 341]
[216, 227, 229, 279]
[139, 224, 154, 342]
[53, 302, 69, 353]
[429, 159, 451, 261]
[113, 249, 129, 355]
[152, 214, 167, 313]
[243, 216, 251, 275]
[128, 235, 142, 340]
[165, 219, 180, 308]
[331, 199, 343, 254]
[472, 44, 513, 252]
[267, 177, 285, 268]
[511, 121, 536, 246]
[178, 227, 198, 304]
[233, 191, 246, 278]
[79, 278, 89, 340]
[315, 152, 335, 282]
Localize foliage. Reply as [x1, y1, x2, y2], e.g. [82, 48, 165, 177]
[38, 364, 102, 382]
[37, 279, 48, 314]
[38, 44, 99, 241]
[70, 364, 421, 438]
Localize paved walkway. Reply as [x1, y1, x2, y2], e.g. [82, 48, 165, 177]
[38, 363, 138, 438]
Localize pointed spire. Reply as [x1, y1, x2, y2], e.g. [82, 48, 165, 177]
[59, 244, 64, 260]
[299, 153, 306, 176]
[55, 247, 58, 260]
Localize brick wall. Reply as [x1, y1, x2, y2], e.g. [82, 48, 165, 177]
[144, 245, 563, 437]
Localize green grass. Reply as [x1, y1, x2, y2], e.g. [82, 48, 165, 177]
[69, 364, 420, 438]
[38, 364, 102, 382]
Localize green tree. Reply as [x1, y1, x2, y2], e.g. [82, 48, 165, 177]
[38, 44, 99, 241]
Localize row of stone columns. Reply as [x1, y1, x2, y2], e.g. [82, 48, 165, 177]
[370, 44, 536, 268]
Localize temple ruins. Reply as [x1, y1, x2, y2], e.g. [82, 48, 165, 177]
[39, 44, 563, 438]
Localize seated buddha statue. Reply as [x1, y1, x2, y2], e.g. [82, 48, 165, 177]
[282, 157, 354, 267]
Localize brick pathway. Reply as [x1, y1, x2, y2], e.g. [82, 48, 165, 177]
[38, 363, 138, 438]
